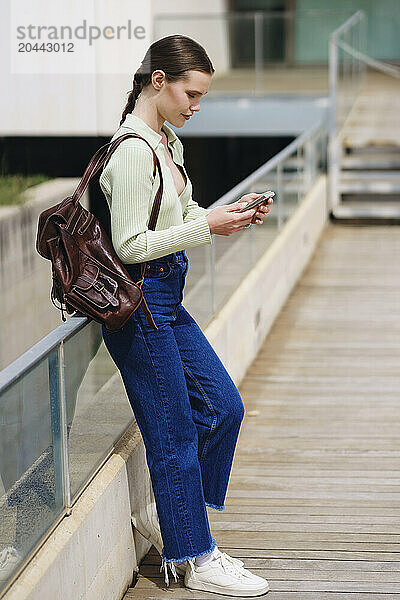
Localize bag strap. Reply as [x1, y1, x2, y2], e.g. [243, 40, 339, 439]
[70, 132, 167, 293]
[71, 133, 164, 232]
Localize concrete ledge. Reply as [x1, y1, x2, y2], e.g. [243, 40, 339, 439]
[2, 176, 327, 600]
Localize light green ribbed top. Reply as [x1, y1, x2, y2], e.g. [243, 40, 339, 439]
[99, 113, 213, 264]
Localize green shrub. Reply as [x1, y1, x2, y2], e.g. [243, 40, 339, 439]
[0, 175, 50, 206]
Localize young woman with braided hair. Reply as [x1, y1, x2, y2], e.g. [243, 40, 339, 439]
[99, 34, 272, 596]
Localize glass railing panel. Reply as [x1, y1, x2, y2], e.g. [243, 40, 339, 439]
[211, 218, 255, 315]
[0, 348, 63, 592]
[185, 244, 214, 329]
[280, 150, 302, 222]
[63, 321, 133, 500]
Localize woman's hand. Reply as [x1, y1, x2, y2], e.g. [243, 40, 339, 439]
[205, 192, 273, 236]
[240, 192, 273, 225]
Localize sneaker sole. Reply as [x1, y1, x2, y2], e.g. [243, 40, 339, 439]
[185, 579, 269, 597]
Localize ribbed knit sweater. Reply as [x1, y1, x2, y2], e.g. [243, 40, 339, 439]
[99, 113, 213, 263]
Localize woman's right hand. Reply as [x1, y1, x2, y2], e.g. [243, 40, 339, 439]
[205, 202, 258, 236]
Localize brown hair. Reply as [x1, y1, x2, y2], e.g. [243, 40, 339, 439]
[120, 35, 214, 126]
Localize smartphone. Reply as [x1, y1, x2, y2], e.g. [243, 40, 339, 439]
[236, 191, 275, 213]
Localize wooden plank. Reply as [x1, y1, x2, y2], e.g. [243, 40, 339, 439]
[141, 557, 400, 573]
[139, 562, 400, 583]
[127, 577, 400, 597]
[126, 593, 400, 600]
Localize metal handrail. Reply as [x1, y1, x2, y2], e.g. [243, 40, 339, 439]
[336, 40, 400, 78]
[330, 9, 364, 40]
[211, 121, 325, 208]
[0, 315, 88, 394]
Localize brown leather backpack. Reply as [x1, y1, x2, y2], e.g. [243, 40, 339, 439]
[36, 133, 163, 332]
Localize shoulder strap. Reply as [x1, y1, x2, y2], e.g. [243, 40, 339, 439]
[72, 133, 164, 231]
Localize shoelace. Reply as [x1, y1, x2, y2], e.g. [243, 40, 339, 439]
[187, 552, 246, 582]
[219, 552, 248, 580]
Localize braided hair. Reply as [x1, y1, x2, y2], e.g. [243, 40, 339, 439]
[120, 35, 214, 126]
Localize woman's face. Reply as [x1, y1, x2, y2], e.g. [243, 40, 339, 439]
[155, 69, 212, 128]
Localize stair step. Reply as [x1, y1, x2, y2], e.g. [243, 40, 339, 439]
[339, 171, 400, 194]
[332, 202, 400, 220]
[339, 182, 400, 193]
[341, 155, 400, 169]
[340, 170, 400, 180]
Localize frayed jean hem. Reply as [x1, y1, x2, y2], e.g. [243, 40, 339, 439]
[161, 535, 217, 564]
[206, 501, 225, 511]
[160, 537, 218, 586]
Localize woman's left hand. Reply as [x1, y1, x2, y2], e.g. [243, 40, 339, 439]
[239, 192, 273, 225]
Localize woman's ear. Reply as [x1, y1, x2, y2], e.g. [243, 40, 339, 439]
[152, 70, 166, 91]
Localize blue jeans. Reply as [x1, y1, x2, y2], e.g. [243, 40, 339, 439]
[101, 250, 245, 564]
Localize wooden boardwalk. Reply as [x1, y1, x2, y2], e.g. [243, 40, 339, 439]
[124, 223, 400, 599]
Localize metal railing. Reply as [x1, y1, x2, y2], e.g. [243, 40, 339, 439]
[328, 10, 367, 212]
[328, 10, 400, 213]
[0, 120, 326, 595]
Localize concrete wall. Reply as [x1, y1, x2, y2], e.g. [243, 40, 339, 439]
[1, 175, 328, 600]
[0, 180, 88, 370]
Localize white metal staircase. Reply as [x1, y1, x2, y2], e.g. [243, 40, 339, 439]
[328, 12, 400, 220]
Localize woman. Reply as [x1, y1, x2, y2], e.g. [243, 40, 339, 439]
[99, 35, 272, 597]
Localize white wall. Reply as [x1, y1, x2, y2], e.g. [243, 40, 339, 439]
[152, 0, 230, 74]
[0, 0, 229, 137]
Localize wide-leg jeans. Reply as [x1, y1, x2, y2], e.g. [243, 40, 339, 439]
[101, 250, 245, 565]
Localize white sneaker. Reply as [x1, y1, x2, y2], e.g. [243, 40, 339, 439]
[184, 548, 269, 597]
[131, 487, 186, 578]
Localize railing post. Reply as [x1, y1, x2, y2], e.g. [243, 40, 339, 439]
[48, 342, 71, 515]
[361, 11, 367, 89]
[254, 11, 263, 95]
[328, 33, 339, 213]
[329, 35, 338, 137]
[277, 163, 283, 228]
[59, 342, 71, 514]
[304, 139, 313, 191]
[210, 239, 216, 314]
